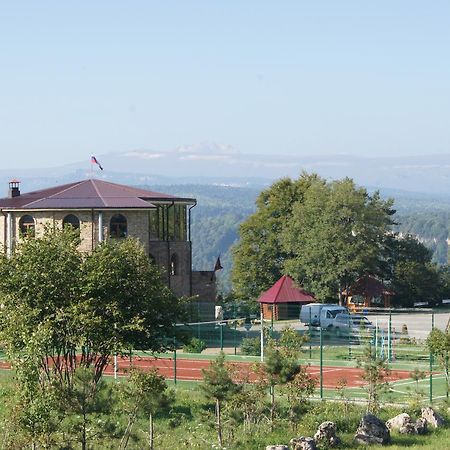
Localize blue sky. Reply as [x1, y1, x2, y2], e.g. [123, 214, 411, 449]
[1, 1, 449, 169]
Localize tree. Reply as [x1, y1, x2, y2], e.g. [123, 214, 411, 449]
[357, 347, 391, 412]
[381, 233, 442, 307]
[118, 369, 173, 450]
[3, 356, 60, 449]
[61, 368, 115, 450]
[427, 328, 450, 398]
[0, 230, 183, 390]
[391, 261, 441, 307]
[232, 173, 394, 303]
[283, 178, 394, 301]
[232, 173, 321, 301]
[81, 237, 183, 382]
[282, 366, 316, 432]
[263, 327, 304, 430]
[201, 352, 241, 447]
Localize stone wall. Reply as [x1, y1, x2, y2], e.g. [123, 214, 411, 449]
[149, 240, 191, 297]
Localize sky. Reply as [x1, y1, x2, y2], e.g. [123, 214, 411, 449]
[1, 1, 449, 169]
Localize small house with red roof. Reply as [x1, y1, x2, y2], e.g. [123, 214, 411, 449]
[257, 275, 317, 320]
[342, 275, 394, 311]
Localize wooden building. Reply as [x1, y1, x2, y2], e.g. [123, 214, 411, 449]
[343, 275, 394, 311]
[258, 275, 317, 320]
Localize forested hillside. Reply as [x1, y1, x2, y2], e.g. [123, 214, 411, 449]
[141, 184, 450, 292]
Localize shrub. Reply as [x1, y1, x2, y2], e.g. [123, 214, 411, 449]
[183, 337, 206, 353]
[240, 337, 261, 356]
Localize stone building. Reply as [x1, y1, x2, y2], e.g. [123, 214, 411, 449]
[0, 179, 216, 319]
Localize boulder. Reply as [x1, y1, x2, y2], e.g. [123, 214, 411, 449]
[290, 436, 317, 450]
[421, 407, 445, 428]
[414, 418, 428, 435]
[266, 446, 289, 450]
[313, 421, 341, 447]
[354, 413, 390, 445]
[386, 413, 412, 430]
[399, 422, 416, 435]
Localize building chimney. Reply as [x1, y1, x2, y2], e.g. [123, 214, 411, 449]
[8, 180, 20, 198]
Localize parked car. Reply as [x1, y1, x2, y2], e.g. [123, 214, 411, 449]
[332, 313, 375, 338]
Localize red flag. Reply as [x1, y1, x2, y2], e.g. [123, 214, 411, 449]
[91, 155, 104, 170]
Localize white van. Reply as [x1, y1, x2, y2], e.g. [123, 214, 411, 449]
[300, 304, 348, 328]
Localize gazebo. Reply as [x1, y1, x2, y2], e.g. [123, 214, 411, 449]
[343, 275, 394, 311]
[257, 275, 317, 320]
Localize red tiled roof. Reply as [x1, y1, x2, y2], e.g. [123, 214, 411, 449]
[0, 179, 195, 210]
[257, 275, 317, 304]
[345, 275, 394, 297]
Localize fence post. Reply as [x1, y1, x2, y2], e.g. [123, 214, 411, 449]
[388, 310, 392, 362]
[348, 322, 352, 360]
[260, 308, 264, 363]
[309, 308, 312, 359]
[375, 319, 378, 359]
[234, 319, 237, 356]
[271, 306, 274, 338]
[173, 336, 177, 385]
[320, 326, 323, 399]
[447, 355, 449, 400]
[197, 300, 201, 339]
[429, 313, 434, 403]
[220, 323, 224, 351]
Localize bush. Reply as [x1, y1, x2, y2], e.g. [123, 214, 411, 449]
[182, 337, 206, 353]
[240, 337, 261, 356]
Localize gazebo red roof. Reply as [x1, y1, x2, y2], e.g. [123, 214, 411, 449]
[344, 275, 395, 297]
[257, 275, 316, 304]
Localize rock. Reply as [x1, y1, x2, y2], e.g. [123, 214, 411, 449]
[290, 436, 317, 450]
[399, 422, 416, 434]
[313, 421, 341, 447]
[421, 407, 445, 428]
[386, 413, 412, 430]
[266, 446, 289, 450]
[414, 418, 428, 435]
[354, 413, 390, 445]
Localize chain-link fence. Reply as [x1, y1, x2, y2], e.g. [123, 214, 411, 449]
[163, 306, 450, 404]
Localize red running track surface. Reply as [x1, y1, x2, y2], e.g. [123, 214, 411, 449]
[102, 355, 412, 389]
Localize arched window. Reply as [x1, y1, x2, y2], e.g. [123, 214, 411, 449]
[62, 214, 80, 230]
[170, 253, 178, 276]
[110, 214, 127, 238]
[19, 215, 35, 237]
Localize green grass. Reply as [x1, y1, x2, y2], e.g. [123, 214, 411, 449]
[0, 369, 449, 448]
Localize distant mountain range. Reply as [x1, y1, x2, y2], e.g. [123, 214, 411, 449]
[2, 143, 450, 196]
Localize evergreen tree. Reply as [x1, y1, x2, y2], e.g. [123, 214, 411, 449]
[201, 352, 241, 447]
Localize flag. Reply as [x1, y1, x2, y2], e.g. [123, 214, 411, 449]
[91, 155, 104, 170]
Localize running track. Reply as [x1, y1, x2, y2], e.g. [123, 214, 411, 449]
[0, 357, 413, 388]
[102, 356, 412, 389]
